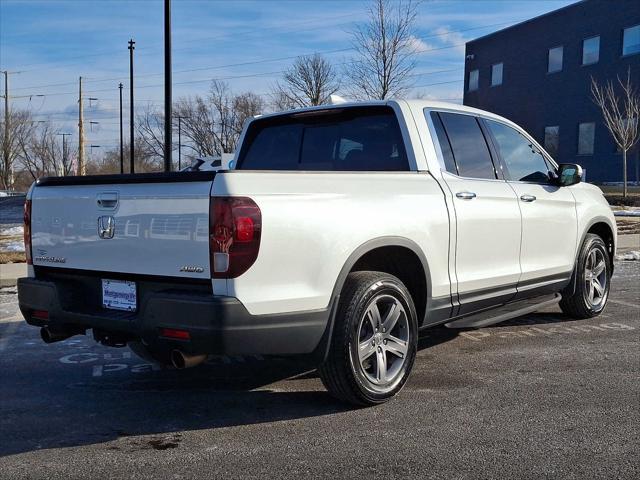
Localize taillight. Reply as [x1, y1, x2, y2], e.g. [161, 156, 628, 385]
[23, 199, 32, 265]
[209, 197, 261, 278]
[159, 328, 190, 340]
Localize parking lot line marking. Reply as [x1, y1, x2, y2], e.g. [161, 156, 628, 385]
[608, 299, 640, 309]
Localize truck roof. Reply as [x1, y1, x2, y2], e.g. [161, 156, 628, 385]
[255, 99, 518, 129]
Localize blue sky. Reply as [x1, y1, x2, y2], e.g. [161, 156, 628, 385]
[1, 0, 576, 151]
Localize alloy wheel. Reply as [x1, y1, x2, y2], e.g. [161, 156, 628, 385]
[356, 294, 410, 388]
[584, 247, 608, 308]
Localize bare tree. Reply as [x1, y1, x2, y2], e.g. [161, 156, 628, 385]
[173, 81, 264, 158]
[136, 105, 165, 161]
[18, 121, 60, 180]
[592, 70, 640, 197]
[272, 54, 340, 109]
[233, 91, 264, 132]
[0, 108, 36, 189]
[345, 0, 420, 100]
[174, 96, 217, 158]
[87, 138, 161, 175]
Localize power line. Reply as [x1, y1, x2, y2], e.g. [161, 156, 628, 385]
[3, 13, 359, 72]
[9, 19, 522, 92]
[9, 43, 467, 100]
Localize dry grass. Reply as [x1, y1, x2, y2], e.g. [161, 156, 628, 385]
[0, 251, 26, 264]
[617, 218, 640, 235]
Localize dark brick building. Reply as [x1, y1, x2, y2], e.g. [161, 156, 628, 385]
[463, 0, 640, 183]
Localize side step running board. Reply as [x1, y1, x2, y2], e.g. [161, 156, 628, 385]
[445, 294, 562, 329]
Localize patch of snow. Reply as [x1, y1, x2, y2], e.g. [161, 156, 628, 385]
[613, 210, 640, 217]
[0, 241, 25, 252]
[0, 225, 23, 236]
[615, 251, 640, 261]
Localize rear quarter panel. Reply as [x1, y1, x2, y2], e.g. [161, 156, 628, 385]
[212, 171, 450, 315]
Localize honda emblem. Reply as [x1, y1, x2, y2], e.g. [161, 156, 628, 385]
[98, 216, 115, 239]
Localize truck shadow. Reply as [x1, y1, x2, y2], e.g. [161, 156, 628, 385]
[0, 310, 585, 457]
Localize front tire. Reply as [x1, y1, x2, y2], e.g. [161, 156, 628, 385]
[560, 233, 611, 319]
[318, 271, 418, 406]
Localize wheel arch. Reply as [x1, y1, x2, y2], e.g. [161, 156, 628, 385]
[566, 216, 616, 296]
[316, 237, 434, 363]
[586, 220, 615, 266]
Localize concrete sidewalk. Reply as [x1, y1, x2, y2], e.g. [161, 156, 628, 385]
[0, 263, 27, 288]
[0, 234, 638, 288]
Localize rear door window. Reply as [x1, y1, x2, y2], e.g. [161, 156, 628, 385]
[438, 112, 497, 179]
[237, 106, 409, 171]
[429, 112, 458, 175]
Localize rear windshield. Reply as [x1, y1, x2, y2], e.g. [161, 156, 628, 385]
[236, 106, 409, 171]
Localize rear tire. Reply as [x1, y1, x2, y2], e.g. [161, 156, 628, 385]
[560, 233, 611, 319]
[318, 271, 418, 406]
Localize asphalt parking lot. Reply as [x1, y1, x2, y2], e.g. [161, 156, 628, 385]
[0, 262, 638, 479]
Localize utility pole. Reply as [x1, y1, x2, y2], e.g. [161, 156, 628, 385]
[128, 39, 135, 174]
[78, 76, 85, 176]
[1, 71, 11, 189]
[119, 83, 124, 174]
[164, 0, 172, 172]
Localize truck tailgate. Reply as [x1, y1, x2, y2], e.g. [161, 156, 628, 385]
[30, 175, 213, 279]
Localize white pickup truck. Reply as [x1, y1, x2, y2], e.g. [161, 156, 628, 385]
[18, 101, 616, 405]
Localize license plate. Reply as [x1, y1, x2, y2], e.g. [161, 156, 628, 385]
[102, 279, 137, 312]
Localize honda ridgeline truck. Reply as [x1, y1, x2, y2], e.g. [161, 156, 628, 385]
[18, 101, 616, 405]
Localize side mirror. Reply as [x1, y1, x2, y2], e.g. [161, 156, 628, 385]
[557, 163, 583, 186]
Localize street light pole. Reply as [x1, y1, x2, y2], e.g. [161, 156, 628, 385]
[2, 71, 11, 189]
[57, 133, 71, 177]
[118, 83, 124, 174]
[178, 115, 182, 170]
[164, 0, 172, 172]
[128, 39, 135, 174]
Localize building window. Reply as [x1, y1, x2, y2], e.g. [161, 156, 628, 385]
[623, 24, 640, 56]
[468, 69, 479, 91]
[491, 63, 503, 86]
[544, 126, 560, 158]
[577, 122, 595, 155]
[548, 46, 563, 73]
[582, 36, 600, 65]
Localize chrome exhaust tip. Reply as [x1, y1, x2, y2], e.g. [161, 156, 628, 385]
[170, 350, 207, 369]
[40, 326, 84, 344]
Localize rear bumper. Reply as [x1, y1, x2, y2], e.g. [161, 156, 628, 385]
[17, 277, 328, 356]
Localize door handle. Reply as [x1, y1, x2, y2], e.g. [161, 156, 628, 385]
[97, 192, 119, 209]
[456, 191, 476, 200]
[520, 194, 537, 203]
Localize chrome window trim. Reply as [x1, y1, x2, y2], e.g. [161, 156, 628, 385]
[424, 107, 559, 183]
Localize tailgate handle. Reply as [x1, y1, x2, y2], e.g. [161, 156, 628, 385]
[97, 192, 119, 209]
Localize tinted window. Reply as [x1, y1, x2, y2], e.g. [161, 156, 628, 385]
[238, 107, 408, 171]
[544, 126, 560, 158]
[582, 36, 600, 65]
[486, 120, 551, 183]
[548, 46, 563, 73]
[578, 122, 595, 155]
[623, 24, 640, 56]
[439, 112, 496, 179]
[429, 112, 458, 174]
[468, 69, 479, 91]
[491, 63, 503, 86]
